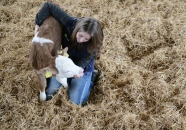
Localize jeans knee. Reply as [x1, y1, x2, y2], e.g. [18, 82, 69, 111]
[69, 93, 88, 105]
[69, 95, 81, 105]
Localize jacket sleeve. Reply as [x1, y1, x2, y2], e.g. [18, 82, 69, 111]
[35, 2, 72, 26]
[75, 54, 95, 69]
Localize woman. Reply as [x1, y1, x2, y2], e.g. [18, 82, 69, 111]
[34, 2, 104, 106]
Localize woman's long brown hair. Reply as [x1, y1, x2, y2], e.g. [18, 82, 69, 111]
[70, 17, 103, 59]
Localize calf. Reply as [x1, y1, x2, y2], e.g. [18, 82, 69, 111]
[30, 16, 84, 102]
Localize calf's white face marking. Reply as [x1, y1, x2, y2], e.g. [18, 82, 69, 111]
[55, 55, 84, 78]
[32, 32, 54, 45]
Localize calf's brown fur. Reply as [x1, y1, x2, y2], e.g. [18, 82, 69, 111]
[30, 16, 62, 101]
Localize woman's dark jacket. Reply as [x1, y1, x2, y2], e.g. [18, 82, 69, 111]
[35, 2, 96, 72]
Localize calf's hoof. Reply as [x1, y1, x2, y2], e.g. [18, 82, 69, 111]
[40, 91, 46, 102]
[63, 84, 68, 88]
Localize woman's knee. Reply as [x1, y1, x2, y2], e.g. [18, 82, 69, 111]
[69, 93, 89, 105]
[68, 87, 88, 105]
[68, 74, 92, 105]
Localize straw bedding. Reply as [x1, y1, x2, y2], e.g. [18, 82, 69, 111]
[1, 0, 186, 129]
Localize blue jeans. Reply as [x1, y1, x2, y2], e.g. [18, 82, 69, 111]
[46, 72, 93, 105]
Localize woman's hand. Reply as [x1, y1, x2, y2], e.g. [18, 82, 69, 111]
[73, 74, 83, 78]
[73, 68, 84, 78]
[74, 75, 79, 78]
[34, 25, 39, 35]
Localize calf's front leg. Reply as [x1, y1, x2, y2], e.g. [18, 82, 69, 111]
[56, 77, 68, 88]
[35, 71, 47, 101]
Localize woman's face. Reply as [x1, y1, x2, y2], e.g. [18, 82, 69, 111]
[76, 31, 91, 43]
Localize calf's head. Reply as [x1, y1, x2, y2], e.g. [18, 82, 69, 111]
[55, 55, 84, 78]
[39, 55, 84, 78]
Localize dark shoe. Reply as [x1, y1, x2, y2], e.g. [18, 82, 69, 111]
[91, 70, 99, 85]
[45, 77, 62, 101]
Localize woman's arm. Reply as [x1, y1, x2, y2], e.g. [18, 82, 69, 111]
[35, 2, 72, 26]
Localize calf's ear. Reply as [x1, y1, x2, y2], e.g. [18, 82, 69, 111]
[39, 66, 59, 76]
[61, 47, 68, 55]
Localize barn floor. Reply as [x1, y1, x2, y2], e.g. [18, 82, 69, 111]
[1, 0, 186, 129]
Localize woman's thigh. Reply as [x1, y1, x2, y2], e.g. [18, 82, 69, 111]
[68, 72, 93, 105]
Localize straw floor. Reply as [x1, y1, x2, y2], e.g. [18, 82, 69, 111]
[1, 0, 186, 129]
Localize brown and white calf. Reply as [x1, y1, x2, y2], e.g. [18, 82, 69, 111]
[30, 16, 83, 101]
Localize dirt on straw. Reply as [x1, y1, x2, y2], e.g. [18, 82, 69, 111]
[1, 0, 186, 129]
